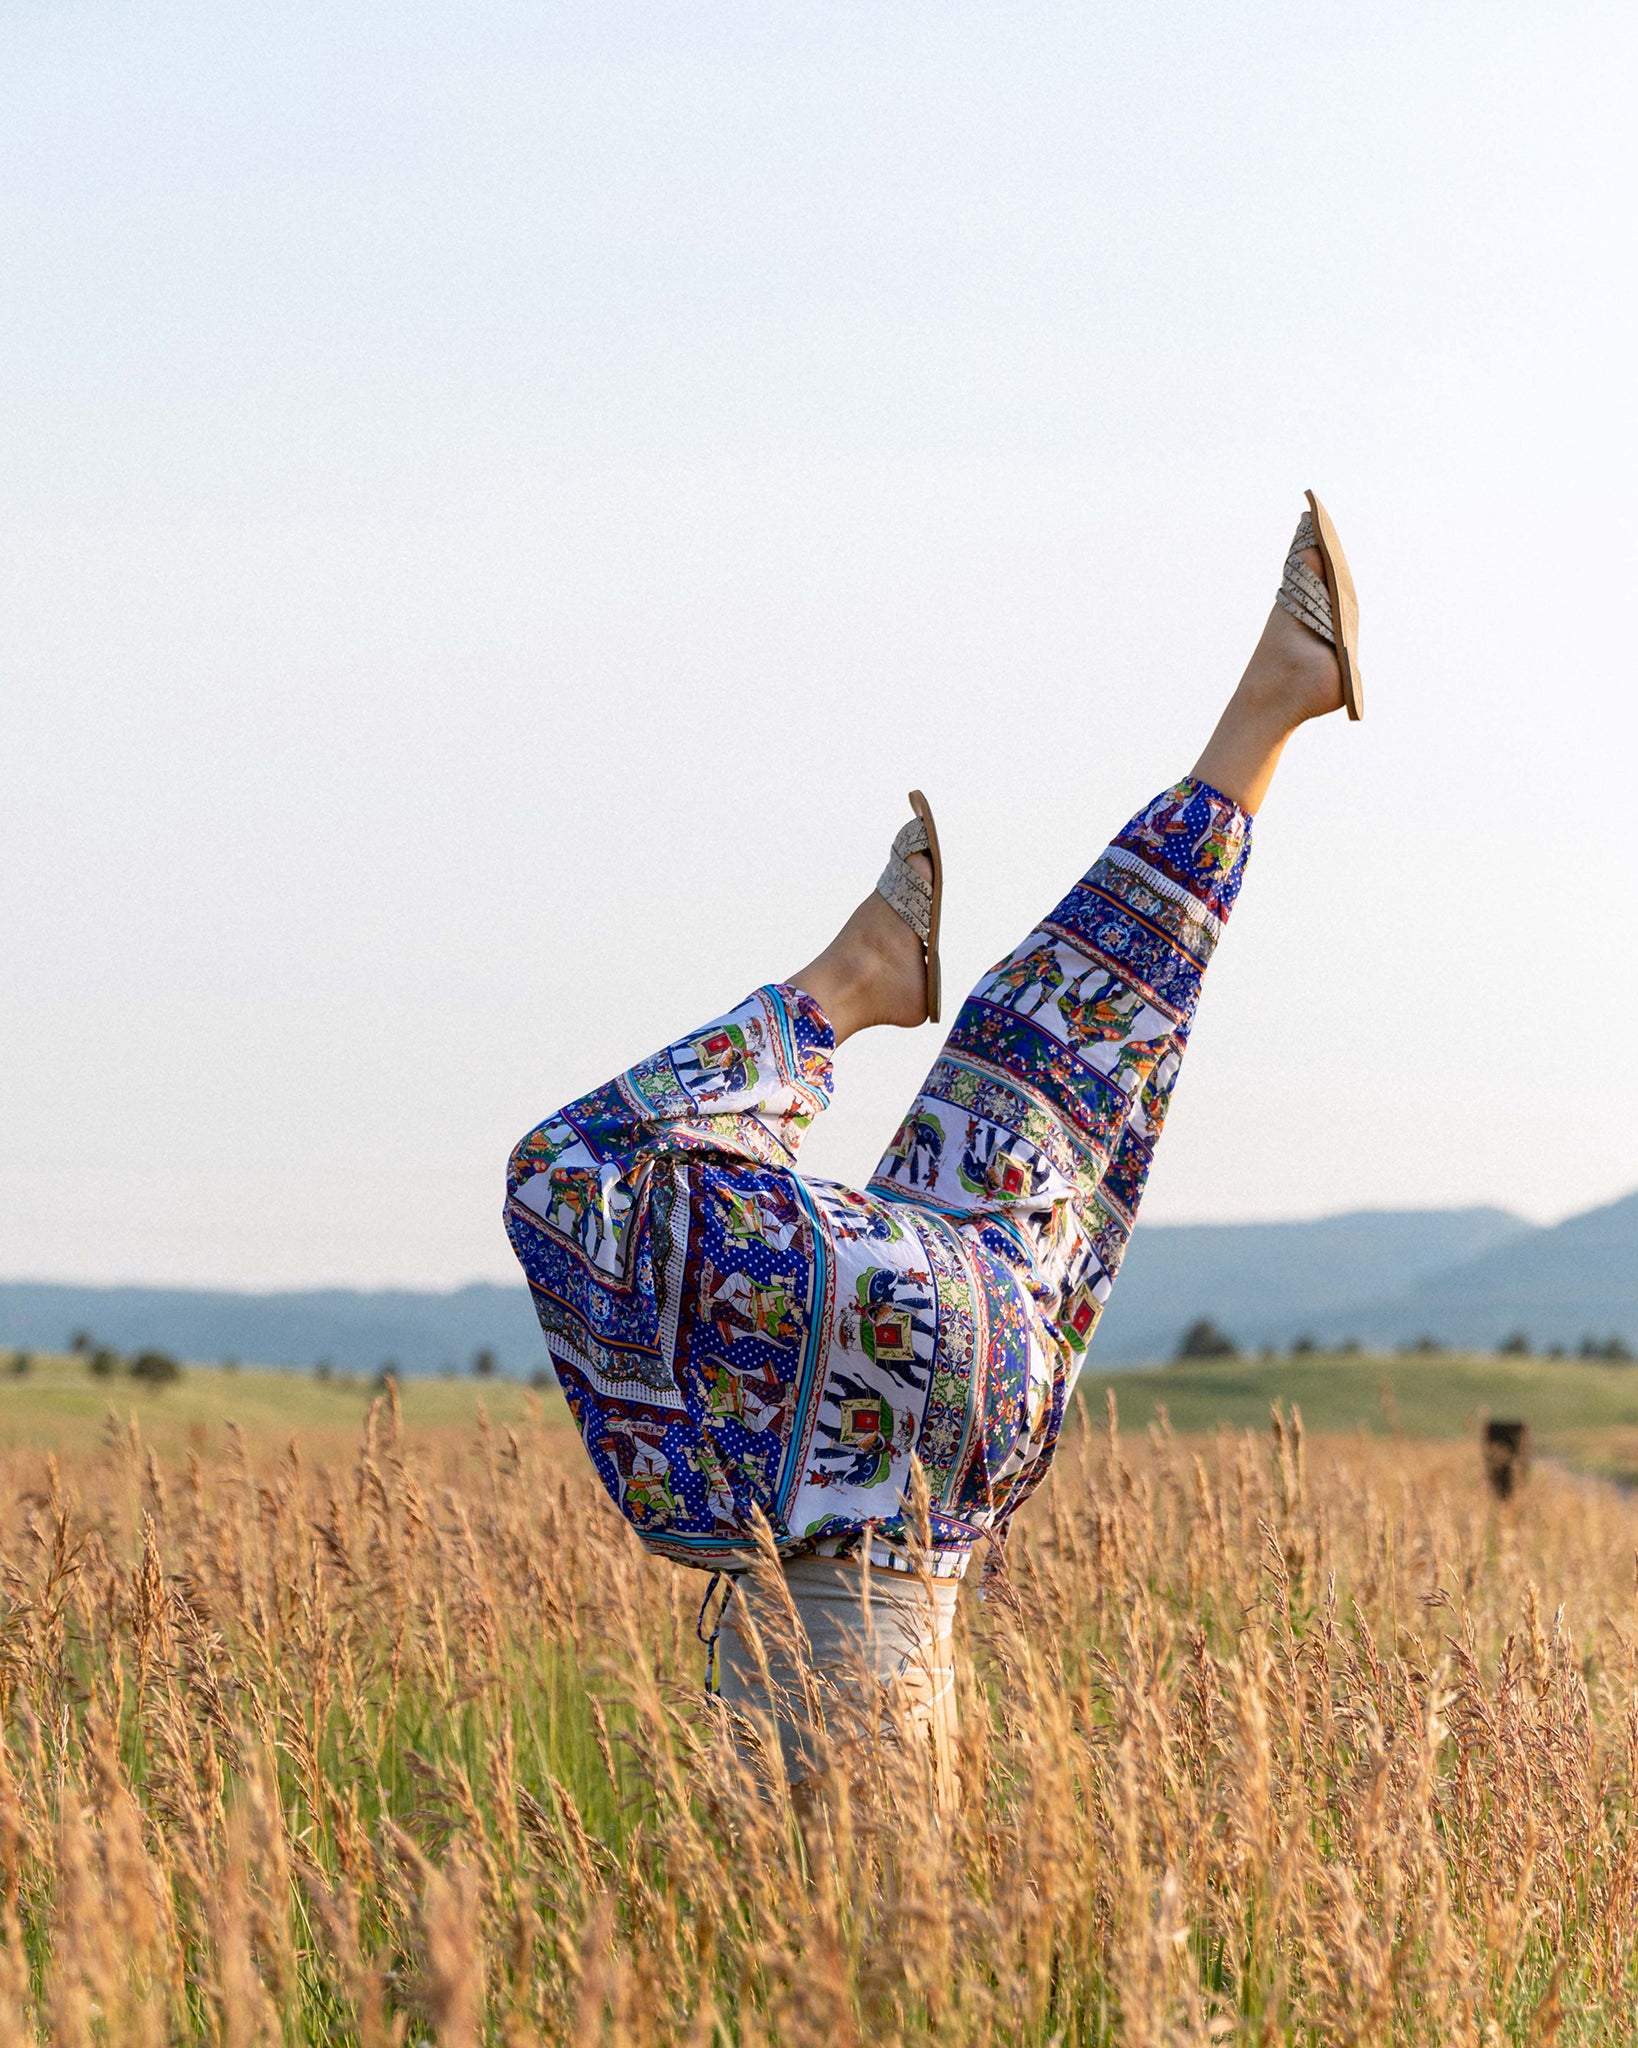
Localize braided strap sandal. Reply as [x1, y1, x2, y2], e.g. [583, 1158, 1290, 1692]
[1275, 489, 1364, 721]
[875, 789, 944, 1023]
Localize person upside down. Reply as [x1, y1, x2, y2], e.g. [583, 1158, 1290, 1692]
[504, 498, 1364, 1795]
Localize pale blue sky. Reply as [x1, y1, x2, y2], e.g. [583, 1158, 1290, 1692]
[3, 1, 1635, 1286]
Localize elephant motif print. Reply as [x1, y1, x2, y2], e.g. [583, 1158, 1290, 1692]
[880, 1111, 945, 1188]
[673, 1016, 767, 1101]
[1053, 1238, 1114, 1356]
[812, 1183, 905, 1247]
[958, 1117, 1052, 1204]
[836, 1266, 935, 1390]
[807, 1370, 916, 1492]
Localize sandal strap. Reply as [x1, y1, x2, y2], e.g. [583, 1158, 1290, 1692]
[876, 817, 932, 943]
[1274, 511, 1337, 647]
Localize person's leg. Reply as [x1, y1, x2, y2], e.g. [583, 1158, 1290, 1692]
[504, 981, 838, 1555]
[787, 528, 1342, 1049]
[713, 510, 1348, 1762]
[852, 520, 1351, 1540]
[789, 854, 935, 1043]
[1188, 527, 1347, 813]
[716, 1556, 959, 1807]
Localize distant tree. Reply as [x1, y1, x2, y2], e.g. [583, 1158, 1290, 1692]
[129, 1350, 182, 1387]
[88, 1347, 119, 1379]
[530, 1367, 555, 1391]
[472, 1347, 497, 1378]
[1290, 1334, 1318, 1356]
[1548, 1344, 1565, 1360]
[1399, 1336, 1444, 1356]
[1337, 1337, 1362, 1355]
[221, 1355, 240, 1374]
[1177, 1318, 1237, 1361]
[7, 1351, 31, 1377]
[314, 1358, 333, 1382]
[68, 1330, 92, 1354]
[1580, 1334, 1635, 1363]
[1498, 1330, 1531, 1356]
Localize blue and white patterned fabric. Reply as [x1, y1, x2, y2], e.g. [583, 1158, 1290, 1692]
[505, 777, 1252, 1578]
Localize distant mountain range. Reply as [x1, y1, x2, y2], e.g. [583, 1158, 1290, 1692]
[1090, 1204, 1535, 1362]
[1093, 1193, 1638, 1361]
[1, 1189, 1633, 1375]
[0, 1281, 546, 1379]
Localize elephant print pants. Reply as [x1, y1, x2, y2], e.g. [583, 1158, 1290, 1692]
[505, 775, 1252, 1581]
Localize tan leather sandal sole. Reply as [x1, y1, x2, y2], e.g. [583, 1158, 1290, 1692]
[907, 788, 943, 1023]
[876, 794, 944, 1024]
[1304, 490, 1364, 721]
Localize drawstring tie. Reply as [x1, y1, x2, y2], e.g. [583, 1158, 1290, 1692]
[697, 1571, 737, 1695]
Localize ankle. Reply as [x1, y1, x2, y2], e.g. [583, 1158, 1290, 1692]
[1238, 599, 1345, 734]
[791, 863, 930, 1044]
[1234, 660, 1311, 734]
[797, 928, 885, 1044]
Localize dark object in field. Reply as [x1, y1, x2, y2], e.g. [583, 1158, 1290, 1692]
[1483, 1420, 1530, 1501]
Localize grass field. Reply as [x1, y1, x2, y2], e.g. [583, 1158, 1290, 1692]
[0, 1353, 559, 1465]
[2, 1351, 1638, 2040]
[10, 1343, 1638, 1472]
[1082, 1348, 1638, 1476]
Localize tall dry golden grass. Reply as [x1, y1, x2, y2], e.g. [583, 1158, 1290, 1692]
[0, 1385, 1636, 2042]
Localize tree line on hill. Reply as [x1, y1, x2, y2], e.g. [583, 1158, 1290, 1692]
[0, 1332, 559, 1392]
[324, 1348, 554, 1391]
[1174, 1319, 1635, 1364]
[0, 1331, 187, 1384]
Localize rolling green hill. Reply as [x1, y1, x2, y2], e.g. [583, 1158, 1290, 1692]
[1083, 1347, 1638, 1448]
[0, 1353, 560, 1461]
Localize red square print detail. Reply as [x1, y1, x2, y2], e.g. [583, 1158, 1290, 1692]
[868, 1307, 915, 1361]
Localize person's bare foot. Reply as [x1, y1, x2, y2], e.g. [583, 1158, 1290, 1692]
[1190, 540, 1350, 816]
[1238, 545, 1347, 730]
[790, 852, 932, 1045]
